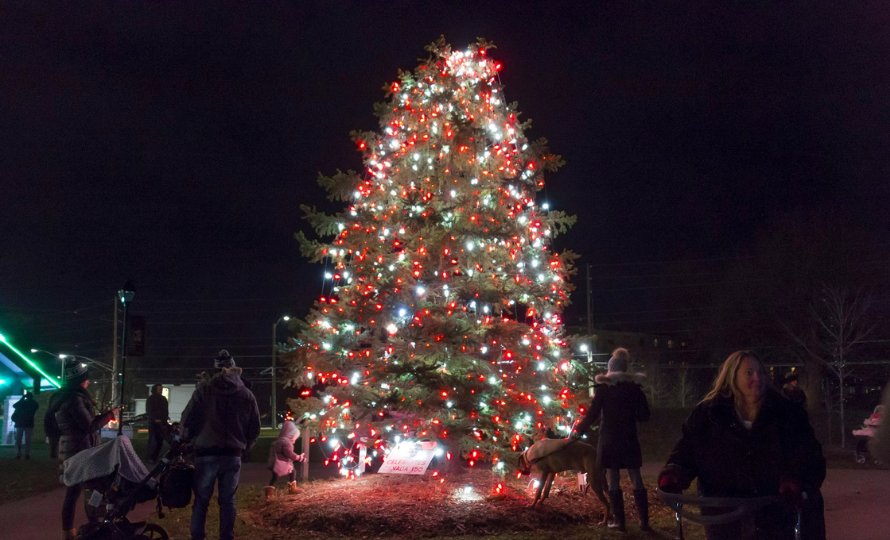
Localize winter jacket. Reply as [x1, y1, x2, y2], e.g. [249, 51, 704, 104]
[12, 396, 39, 428]
[574, 372, 650, 469]
[181, 367, 260, 457]
[662, 389, 826, 540]
[50, 387, 114, 463]
[268, 421, 305, 476]
[146, 392, 169, 423]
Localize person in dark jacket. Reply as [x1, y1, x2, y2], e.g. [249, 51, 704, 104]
[145, 383, 169, 463]
[782, 372, 807, 409]
[658, 350, 826, 540]
[181, 351, 260, 540]
[571, 347, 651, 532]
[12, 390, 39, 459]
[48, 359, 118, 540]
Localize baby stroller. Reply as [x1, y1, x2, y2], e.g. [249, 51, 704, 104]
[63, 436, 191, 540]
[853, 405, 884, 466]
[657, 488, 802, 540]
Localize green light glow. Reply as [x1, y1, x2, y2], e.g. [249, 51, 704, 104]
[0, 332, 62, 389]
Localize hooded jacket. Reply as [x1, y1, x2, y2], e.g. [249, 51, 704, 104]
[574, 371, 650, 469]
[181, 367, 261, 457]
[49, 386, 114, 462]
[662, 389, 825, 540]
[268, 421, 304, 476]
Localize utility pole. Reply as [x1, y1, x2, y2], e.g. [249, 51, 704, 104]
[272, 322, 278, 429]
[586, 263, 593, 338]
[111, 296, 119, 405]
[271, 315, 290, 429]
[586, 263, 596, 397]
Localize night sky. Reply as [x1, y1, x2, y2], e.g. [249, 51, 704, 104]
[2, 2, 889, 384]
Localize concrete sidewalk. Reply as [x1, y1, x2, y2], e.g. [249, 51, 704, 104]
[1, 462, 887, 540]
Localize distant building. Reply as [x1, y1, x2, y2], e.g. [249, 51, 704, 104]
[568, 326, 695, 370]
[132, 383, 196, 423]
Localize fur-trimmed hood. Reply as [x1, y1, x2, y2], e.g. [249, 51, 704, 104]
[197, 366, 245, 394]
[594, 372, 646, 385]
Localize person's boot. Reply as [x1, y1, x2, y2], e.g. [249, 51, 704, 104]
[287, 481, 299, 494]
[608, 490, 626, 532]
[62, 529, 77, 540]
[264, 486, 275, 500]
[633, 489, 650, 531]
[14, 453, 21, 459]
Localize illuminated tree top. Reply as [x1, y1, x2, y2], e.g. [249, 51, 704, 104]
[288, 37, 581, 473]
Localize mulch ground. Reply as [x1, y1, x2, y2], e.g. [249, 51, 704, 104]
[249, 469, 678, 538]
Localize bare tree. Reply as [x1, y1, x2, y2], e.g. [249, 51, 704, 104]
[644, 364, 668, 408]
[784, 286, 875, 447]
[673, 364, 700, 409]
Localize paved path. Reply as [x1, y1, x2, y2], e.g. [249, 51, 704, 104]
[1, 462, 887, 539]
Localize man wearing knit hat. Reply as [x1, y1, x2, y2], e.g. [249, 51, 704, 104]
[182, 349, 260, 540]
[47, 358, 119, 539]
[571, 347, 651, 532]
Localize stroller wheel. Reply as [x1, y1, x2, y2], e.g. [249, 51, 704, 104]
[133, 524, 169, 540]
[855, 454, 867, 465]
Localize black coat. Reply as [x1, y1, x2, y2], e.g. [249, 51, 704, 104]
[575, 372, 650, 469]
[146, 393, 169, 423]
[12, 396, 39, 428]
[49, 387, 114, 463]
[662, 390, 826, 540]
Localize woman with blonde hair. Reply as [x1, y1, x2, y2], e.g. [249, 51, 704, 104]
[658, 350, 825, 540]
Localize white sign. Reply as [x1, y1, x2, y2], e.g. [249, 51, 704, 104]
[378, 441, 437, 475]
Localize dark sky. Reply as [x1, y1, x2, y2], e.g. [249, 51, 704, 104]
[2, 2, 889, 379]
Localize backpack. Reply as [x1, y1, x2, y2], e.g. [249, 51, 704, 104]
[158, 461, 195, 509]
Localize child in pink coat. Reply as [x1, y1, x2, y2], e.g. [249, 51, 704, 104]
[266, 420, 306, 499]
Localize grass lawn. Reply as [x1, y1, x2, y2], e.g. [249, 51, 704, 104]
[0, 455, 62, 504]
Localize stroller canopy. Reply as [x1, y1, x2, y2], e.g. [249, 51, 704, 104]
[63, 436, 151, 487]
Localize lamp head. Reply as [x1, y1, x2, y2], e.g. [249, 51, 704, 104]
[118, 280, 136, 305]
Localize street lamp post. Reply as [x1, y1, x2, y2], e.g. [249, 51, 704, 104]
[272, 316, 290, 429]
[31, 348, 65, 381]
[60, 354, 113, 372]
[117, 281, 135, 436]
[580, 344, 594, 398]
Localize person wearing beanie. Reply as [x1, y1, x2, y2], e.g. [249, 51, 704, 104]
[47, 358, 119, 539]
[781, 372, 807, 409]
[213, 349, 252, 390]
[571, 347, 651, 532]
[181, 350, 261, 540]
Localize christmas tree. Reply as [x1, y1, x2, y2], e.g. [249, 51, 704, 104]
[288, 37, 580, 473]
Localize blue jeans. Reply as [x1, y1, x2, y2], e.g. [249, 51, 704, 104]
[191, 455, 242, 540]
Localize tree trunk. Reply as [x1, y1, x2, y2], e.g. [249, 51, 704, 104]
[823, 378, 833, 446]
[801, 358, 824, 416]
[838, 362, 847, 449]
